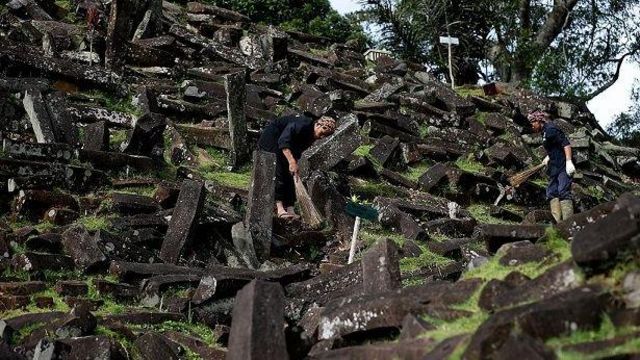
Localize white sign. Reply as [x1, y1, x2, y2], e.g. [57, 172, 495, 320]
[439, 36, 460, 45]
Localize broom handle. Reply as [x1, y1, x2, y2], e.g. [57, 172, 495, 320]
[347, 216, 361, 264]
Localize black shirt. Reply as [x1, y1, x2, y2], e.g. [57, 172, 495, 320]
[257, 115, 316, 159]
[542, 122, 571, 176]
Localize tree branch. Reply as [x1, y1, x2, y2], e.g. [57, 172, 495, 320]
[580, 50, 637, 101]
[535, 0, 579, 50]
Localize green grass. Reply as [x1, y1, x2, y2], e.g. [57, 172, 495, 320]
[455, 155, 485, 174]
[203, 170, 251, 190]
[455, 86, 484, 98]
[476, 112, 488, 125]
[77, 215, 111, 231]
[353, 144, 374, 157]
[419, 125, 430, 138]
[421, 312, 489, 342]
[402, 162, 430, 181]
[11, 322, 46, 344]
[548, 316, 640, 359]
[111, 186, 156, 198]
[109, 129, 129, 150]
[531, 177, 549, 187]
[585, 185, 605, 200]
[467, 204, 516, 225]
[399, 246, 453, 273]
[351, 179, 403, 199]
[84, 90, 141, 116]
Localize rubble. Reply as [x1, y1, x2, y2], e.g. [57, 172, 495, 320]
[0, 0, 639, 357]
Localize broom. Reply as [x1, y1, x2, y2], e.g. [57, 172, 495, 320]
[294, 175, 323, 228]
[508, 163, 545, 187]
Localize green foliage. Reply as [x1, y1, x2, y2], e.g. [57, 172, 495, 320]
[455, 155, 485, 174]
[607, 84, 640, 147]
[358, 0, 640, 99]
[112, 186, 157, 198]
[204, 0, 367, 45]
[12, 322, 46, 344]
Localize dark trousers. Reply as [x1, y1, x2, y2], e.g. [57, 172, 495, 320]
[274, 151, 296, 207]
[547, 171, 572, 200]
[257, 128, 296, 208]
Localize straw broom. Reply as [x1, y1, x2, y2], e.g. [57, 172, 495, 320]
[508, 163, 545, 187]
[294, 175, 323, 228]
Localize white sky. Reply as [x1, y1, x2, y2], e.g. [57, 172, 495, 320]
[329, 0, 640, 128]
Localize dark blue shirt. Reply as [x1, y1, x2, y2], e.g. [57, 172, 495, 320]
[542, 122, 571, 176]
[257, 115, 315, 159]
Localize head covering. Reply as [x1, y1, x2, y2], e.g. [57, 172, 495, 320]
[527, 110, 549, 123]
[317, 116, 337, 134]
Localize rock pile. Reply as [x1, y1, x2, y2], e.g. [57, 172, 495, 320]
[1, 0, 640, 358]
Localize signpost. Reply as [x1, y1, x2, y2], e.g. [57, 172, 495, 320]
[345, 202, 378, 264]
[439, 35, 459, 90]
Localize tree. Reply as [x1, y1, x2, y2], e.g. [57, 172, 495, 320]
[607, 81, 640, 147]
[356, 0, 640, 101]
[205, 0, 368, 46]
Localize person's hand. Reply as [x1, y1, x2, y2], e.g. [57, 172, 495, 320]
[289, 161, 299, 177]
[566, 160, 576, 176]
[542, 156, 550, 166]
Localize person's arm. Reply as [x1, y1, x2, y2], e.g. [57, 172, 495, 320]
[282, 148, 298, 176]
[559, 130, 575, 176]
[278, 122, 300, 177]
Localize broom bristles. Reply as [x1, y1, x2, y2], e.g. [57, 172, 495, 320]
[294, 175, 323, 228]
[508, 163, 545, 187]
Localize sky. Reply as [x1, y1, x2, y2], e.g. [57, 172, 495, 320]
[329, 0, 639, 128]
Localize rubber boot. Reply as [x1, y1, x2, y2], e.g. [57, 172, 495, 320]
[560, 200, 574, 220]
[550, 198, 562, 223]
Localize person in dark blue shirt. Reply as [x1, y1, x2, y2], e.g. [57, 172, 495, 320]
[258, 114, 337, 219]
[528, 111, 575, 222]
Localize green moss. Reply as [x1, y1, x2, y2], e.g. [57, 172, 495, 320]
[455, 86, 484, 98]
[351, 179, 402, 199]
[476, 112, 488, 125]
[77, 215, 110, 231]
[455, 155, 485, 174]
[111, 186, 156, 198]
[84, 91, 141, 116]
[109, 129, 129, 150]
[31, 288, 71, 311]
[463, 253, 551, 282]
[419, 125, 430, 138]
[203, 170, 251, 190]
[399, 246, 453, 273]
[402, 162, 430, 181]
[467, 204, 516, 225]
[538, 227, 572, 262]
[12, 322, 46, 344]
[360, 226, 406, 248]
[548, 316, 640, 359]
[34, 221, 56, 233]
[585, 185, 605, 200]
[353, 144, 374, 157]
[421, 312, 488, 342]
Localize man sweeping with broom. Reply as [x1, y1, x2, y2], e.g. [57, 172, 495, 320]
[257, 114, 337, 220]
[528, 110, 576, 222]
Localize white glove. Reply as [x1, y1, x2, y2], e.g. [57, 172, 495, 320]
[542, 156, 550, 166]
[566, 160, 576, 176]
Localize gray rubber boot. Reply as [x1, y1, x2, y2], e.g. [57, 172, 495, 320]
[560, 200, 574, 220]
[550, 198, 562, 223]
